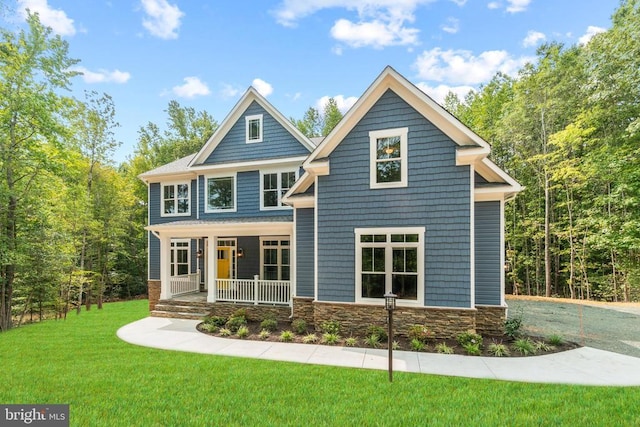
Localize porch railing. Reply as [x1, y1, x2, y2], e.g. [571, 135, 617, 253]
[216, 275, 291, 305]
[170, 271, 200, 296]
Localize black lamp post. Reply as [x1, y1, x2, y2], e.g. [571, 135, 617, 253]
[384, 292, 397, 382]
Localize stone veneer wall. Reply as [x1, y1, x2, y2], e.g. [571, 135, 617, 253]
[292, 297, 314, 324]
[148, 280, 161, 311]
[475, 305, 506, 336]
[206, 302, 291, 323]
[312, 301, 477, 339]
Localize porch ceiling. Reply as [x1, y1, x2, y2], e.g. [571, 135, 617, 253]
[146, 216, 293, 237]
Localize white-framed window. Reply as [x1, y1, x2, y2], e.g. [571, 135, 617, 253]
[246, 114, 263, 143]
[161, 182, 190, 217]
[355, 227, 424, 305]
[369, 127, 408, 189]
[205, 174, 236, 213]
[260, 237, 290, 281]
[170, 239, 190, 276]
[260, 169, 297, 210]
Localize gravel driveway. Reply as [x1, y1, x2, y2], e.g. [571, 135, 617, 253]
[506, 297, 640, 358]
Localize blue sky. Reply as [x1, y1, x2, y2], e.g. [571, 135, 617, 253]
[3, 0, 618, 163]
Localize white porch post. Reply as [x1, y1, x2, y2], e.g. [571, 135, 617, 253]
[159, 234, 172, 300]
[206, 235, 218, 303]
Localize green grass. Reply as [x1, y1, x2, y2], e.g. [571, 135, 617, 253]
[1, 300, 638, 426]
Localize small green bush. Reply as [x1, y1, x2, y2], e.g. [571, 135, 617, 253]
[535, 340, 552, 352]
[345, 337, 358, 347]
[407, 324, 434, 342]
[457, 331, 483, 348]
[302, 333, 318, 344]
[321, 333, 340, 345]
[236, 326, 249, 339]
[204, 315, 227, 328]
[291, 319, 308, 335]
[258, 329, 270, 340]
[410, 338, 425, 352]
[435, 342, 454, 354]
[512, 338, 536, 356]
[320, 320, 341, 335]
[364, 334, 381, 348]
[231, 308, 248, 320]
[366, 325, 388, 342]
[504, 309, 524, 339]
[548, 334, 564, 346]
[201, 323, 219, 333]
[279, 330, 294, 342]
[219, 328, 232, 337]
[392, 341, 400, 350]
[225, 316, 247, 333]
[260, 318, 278, 332]
[463, 342, 481, 356]
[488, 341, 510, 357]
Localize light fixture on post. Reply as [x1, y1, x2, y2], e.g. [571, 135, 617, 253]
[384, 292, 397, 382]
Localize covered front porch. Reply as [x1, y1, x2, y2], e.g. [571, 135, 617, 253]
[147, 218, 294, 307]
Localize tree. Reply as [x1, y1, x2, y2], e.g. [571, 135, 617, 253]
[0, 12, 79, 331]
[292, 97, 344, 138]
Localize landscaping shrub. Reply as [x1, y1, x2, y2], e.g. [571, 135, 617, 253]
[457, 331, 483, 348]
[435, 342, 454, 354]
[204, 315, 227, 328]
[512, 338, 536, 356]
[236, 326, 249, 339]
[302, 333, 318, 344]
[279, 330, 294, 342]
[345, 337, 358, 347]
[366, 325, 388, 342]
[321, 333, 340, 345]
[364, 334, 381, 348]
[463, 343, 481, 356]
[320, 320, 341, 335]
[407, 324, 434, 343]
[548, 334, 563, 346]
[225, 316, 247, 333]
[504, 309, 524, 339]
[258, 330, 270, 340]
[410, 338, 425, 352]
[488, 341, 510, 357]
[260, 318, 278, 332]
[291, 319, 307, 335]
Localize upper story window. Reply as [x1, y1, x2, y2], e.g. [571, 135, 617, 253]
[355, 227, 424, 306]
[261, 170, 297, 210]
[246, 114, 263, 143]
[162, 182, 190, 217]
[205, 174, 236, 213]
[369, 127, 408, 189]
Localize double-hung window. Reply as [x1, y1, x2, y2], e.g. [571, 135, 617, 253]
[369, 127, 408, 188]
[162, 182, 190, 217]
[246, 114, 263, 143]
[260, 238, 290, 281]
[355, 227, 424, 305]
[170, 240, 190, 276]
[261, 170, 297, 209]
[205, 174, 236, 212]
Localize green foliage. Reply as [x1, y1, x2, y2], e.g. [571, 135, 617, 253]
[260, 318, 278, 332]
[463, 343, 482, 356]
[535, 341, 552, 352]
[407, 324, 434, 342]
[366, 325, 388, 342]
[321, 333, 340, 345]
[435, 342, 454, 354]
[201, 323, 219, 333]
[548, 334, 564, 346]
[392, 341, 401, 350]
[345, 337, 358, 347]
[410, 338, 425, 352]
[364, 334, 381, 348]
[320, 320, 341, 335]
[279, 330, 294, 342]
[504, 310, 524, 339]
[225, 316, 246, 333]
[512, 338, 537, 356]
[219, 328, 232, 337]
[302, 333, 318, 344]
[291, 319, 307, 335]
[258, 329, 270, 340]
[204, 316, 227, 328]
[236, 326, 249, 339]
[488, 342, 511, 357]
[457, 331, 483, 348]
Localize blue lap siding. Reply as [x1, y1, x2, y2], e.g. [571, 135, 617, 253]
[316, 89, 472, 307]
[295, 208, 315, 298]
[474, 201, 502, 305]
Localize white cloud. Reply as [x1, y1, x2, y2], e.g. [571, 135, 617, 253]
[18, 0, 75, 36]
[273, 0, 434, 48]
[506, 0, 530, 13]
[252, 78, 274, 97]
[450, 0, 467, 5]
[316, 95, 358, 114]
[220, 83, 241, 99]
[140, 0, 184, 40]
[72, 66, 131, 84]
[487, 2, 500, 10]
[415, 47, 532, 85]
[523, 30, 546, 48]
[416, 82, 475, 104]
[172, 77, 210, 98]
[441, 17, 460, 34]
[579, 25, 606, 45]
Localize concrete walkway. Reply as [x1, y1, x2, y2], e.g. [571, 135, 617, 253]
[117, 316, 640, 387]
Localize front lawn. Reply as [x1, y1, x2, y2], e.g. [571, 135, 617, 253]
[1, 300, 637, 426]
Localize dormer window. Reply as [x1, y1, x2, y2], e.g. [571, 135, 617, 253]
[246, 114, 263, 143]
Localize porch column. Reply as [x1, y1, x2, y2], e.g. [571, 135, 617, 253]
[206, 235, 218, 303]
[159, 234, 172, 300]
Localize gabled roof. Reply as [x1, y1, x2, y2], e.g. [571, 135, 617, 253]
[138, 153, 197, 183]
[284, 66, 521, 205]
[189, 87, 316, 167]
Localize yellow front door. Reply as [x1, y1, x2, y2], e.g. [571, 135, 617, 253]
[217, 247, 231, 279]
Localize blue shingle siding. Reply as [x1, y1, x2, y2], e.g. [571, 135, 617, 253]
[149, 232, 160, 280]
[198, 172, 294, 220]
[295, 208, 315, 298]
[316, 89, 472, 307]
[202, 102, 310, 165]
[237, 236, 260, 279]
[475, 201, 502, 305]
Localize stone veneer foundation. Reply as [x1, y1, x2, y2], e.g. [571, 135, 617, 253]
[148, 280, 161, 311]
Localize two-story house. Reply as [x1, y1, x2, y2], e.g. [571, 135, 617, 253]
[140, 67, 521, 337]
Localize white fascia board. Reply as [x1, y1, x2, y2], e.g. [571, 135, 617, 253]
[283, 170, 314, 200]
[456, 146, 490, 166]
[283, 195, 315, 208]
[189, 156, 308, 175]
[145, 221, 294, 237]
[138, 171, 197, 184]
[305, 158, 330, 176]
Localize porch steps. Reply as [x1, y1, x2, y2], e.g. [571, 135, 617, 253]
[151, 300, 210, 321]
